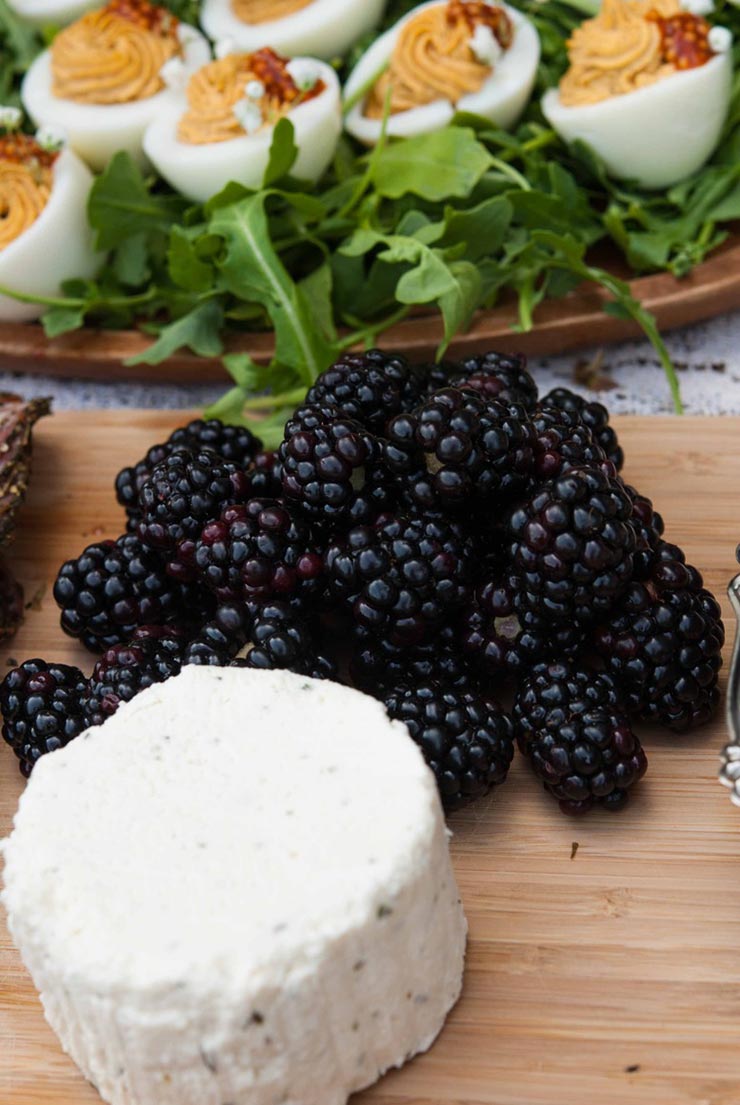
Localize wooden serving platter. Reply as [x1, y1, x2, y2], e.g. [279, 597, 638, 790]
[2, 237, 740, 383]
[1, 411, 740, 1105]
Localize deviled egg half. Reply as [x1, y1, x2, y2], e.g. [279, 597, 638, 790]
[542, 0, 733, 189]
[200, 0, 387, 63]
[143, 47, 341, 203]
[344, 0, 540, 146]
[0, 117, 99, 322]
[21, 0, 210, 172]
[6, 0, 97, 29]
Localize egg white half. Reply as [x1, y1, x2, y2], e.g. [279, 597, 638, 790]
[21, 29, 211, 173]
[542, 47, 733, 189]
[344, 0, 540, 146]
[6, 0, 97, 28]
[0, 148, 101, 322]
[200, 0, 388, 61]
[143, 58, 342, 203]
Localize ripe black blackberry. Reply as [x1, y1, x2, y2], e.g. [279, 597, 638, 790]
[137, 448, 250, 565]
[459, 574, 585, 680]
[279, 403, 388, 527]
[531, 405, 613, 482]
[183, 604, 251, 666]
[193, 499, 325, 604]
[451, 352, 538, 410]
[514, 662, 647, 815]
[83, 626, 186, 727]
[384, 682, 515, 811]
[350, 622, 472, 694]
[508, 466, 636, 626]
[592, 544, 724, 731]
[53, 534, 189, 653]
[625, 485, 665, 580]
[542, 388, 624, 471]
[244, 450, 283, 499]
[326, 512, 474, 647]
[1, 659, 90, 776]
[384, 389, 535, 512]
[115, 418, 261, 523]
[304, 350, 423, 434]
[232, 601, 337, 680]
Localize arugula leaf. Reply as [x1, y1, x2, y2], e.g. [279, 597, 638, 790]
[126, 300, 224, 365]
[263, 118, 299, 187]
[370, 127, 493, 200]
[168, 226, 215, 293]
[88, 153, 186, 250]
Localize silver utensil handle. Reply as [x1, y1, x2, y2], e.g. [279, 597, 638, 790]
[719, 574, 740, 804]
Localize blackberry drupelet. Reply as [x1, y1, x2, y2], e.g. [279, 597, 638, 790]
[514, 661, 647, 815]
[183, 604, 251, 666]
[326, 512, 474, 647]
[304, 349, 423, 434]
[416, 360, 459, 399]
[592, 544, 724, 731]
[384, 388, 535, 512]
[279, 404, 388, 527]
[350, 622, 472, 694]
[53, 534, 189, 653]
[193, 499, 324, 604]
[625, 485, 665, 580]
[137, 448, 250, 562]
[531, 405, 613, 481]
[115, 418, 262, 523]
[1, 659, 90, 776]
[83, 626, 186, 727]
[451, 352, 538, 410]
[542, 387, 624, 471]
[231, 601, 337, 680]
[459, 573, 585, 679]
[384, 682, 515, 811]
[244, 450, 283, 499]
[508, 465, 636, 626]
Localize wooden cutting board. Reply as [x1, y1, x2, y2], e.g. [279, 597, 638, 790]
[1, 411, 740, 1105]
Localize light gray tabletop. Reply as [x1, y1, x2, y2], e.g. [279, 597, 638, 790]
[2, 310, 740, 415]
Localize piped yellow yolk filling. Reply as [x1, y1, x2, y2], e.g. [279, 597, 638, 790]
[0, 135, 56, 252]
[51, 0, 181, 105]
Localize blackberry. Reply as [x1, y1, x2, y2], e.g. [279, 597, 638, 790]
[193, 499, 324, 604]
[384, 683, 515, 811]
[232, 601, 337, 680]
[279, 404, 388, 527]
[304, 350, 423, 434]
[592, 544, 724, 731]
[514, 661, 647, 815]
[244, 450, 283, 499]
[53, 534, 190, 653]
[326, 512, 473, 647]
[451, 352, 538, 410]
[531, 405, 613, 482]
[350, 623, 472, 694]
[625, 486, 665, 580]
[509, 466, 636, 626]
[416, 360, 459, 399]
[542, 388, 624, 471]
[83, 626, 185, 727]
[137, 448, 250, 562]
[115, 418, 261, 522]
[384, 389, 535, 512]
[183, 604, 251, 666]
[459, 574, 584, 680]
[1, 659, 90, 776]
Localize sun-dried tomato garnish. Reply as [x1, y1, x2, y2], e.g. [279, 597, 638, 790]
[0, 134, 58, 172]
[646, 9, 713, 70]
[105, 0, 179, 36]
[446, 0, 514, 50]
[248, 47, 324, 106]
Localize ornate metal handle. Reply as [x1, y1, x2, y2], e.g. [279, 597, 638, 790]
[719, 573, 740, 805]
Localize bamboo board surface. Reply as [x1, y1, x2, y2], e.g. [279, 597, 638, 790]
[1, 411, 740, 1105]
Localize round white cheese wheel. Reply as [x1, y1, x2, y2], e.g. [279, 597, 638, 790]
[2, 666, 466, 1105]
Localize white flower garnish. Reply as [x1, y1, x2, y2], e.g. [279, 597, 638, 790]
[286, 58, 321, 92]
[215, 37, 236, 60]
[0, 106, 22, 131]
[233, 98, 263, 135]
[708, 24, 732, 52]
[679, 0, 714, 13]
[470, 24, 503, 66]
[161, 57, 188, 92]
[245, 79, 265, 101]
[35, 124, 67, 152]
